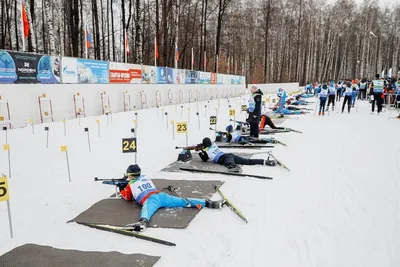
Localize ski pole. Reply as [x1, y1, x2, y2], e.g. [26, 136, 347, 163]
[166, 185, 202, 210]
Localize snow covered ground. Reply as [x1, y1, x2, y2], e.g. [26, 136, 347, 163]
[1, 96, 400, 267]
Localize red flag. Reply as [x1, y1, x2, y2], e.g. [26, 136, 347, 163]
[155, 37, 159, 59]
[125, 31, 130, 54]
[21, 3, 29, 38]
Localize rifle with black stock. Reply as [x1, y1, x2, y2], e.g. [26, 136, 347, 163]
[175, 144, 204, 151]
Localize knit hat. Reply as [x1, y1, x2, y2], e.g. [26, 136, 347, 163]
[226, 125, 233, 133]
[126, 164, 141, 176]
[202, 137, 212, 148]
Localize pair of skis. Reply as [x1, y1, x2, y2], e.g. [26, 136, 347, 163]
[267, 151, 290, 172]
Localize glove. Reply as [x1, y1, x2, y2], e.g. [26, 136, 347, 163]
[117, 182, 128, 191]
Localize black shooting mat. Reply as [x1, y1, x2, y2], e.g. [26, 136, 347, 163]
[0, 244, 160, 267]
[161, 152, 255, 173]
[69, 179, 224, 229]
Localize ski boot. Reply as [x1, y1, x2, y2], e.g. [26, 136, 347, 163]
[227, 164, 242, 173]
[318, 111, 321, 116]
[264, 156, 276, 166]
[322, 112, 325, 116]
[123, 218, 148, 232]
[205, 199, 224, 209]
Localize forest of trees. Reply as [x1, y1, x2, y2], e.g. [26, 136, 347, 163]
[1, 0, 399, 85]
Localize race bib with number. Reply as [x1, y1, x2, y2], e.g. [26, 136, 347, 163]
[206, 143, 224, 163]
[130, 176, 157, 204]
[320, 89, 328, 97]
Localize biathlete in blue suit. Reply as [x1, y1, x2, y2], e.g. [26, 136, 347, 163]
[341, 82, 353, 113]
[318, 84, 328, 115]
[223, 125, 280, 145]
[120, 164, 223, 232]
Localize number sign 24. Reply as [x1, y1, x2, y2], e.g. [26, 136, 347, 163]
[122, 138, 137, 153]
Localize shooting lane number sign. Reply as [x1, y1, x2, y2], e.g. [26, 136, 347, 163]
[0, 175, 10, 202]
[176, 122, 188, 133]
[229, 109, 236, 116]
[209, 116, 217, 125]
[122, 138, 137, 153]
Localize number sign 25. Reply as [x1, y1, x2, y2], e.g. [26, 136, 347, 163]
[0, 176, 10, 202]
[122, 138, 137, 153]
[209, 116, 217, 125]
[176, 122, 187, 133]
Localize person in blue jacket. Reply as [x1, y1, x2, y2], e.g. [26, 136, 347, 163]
[326, 82, 336, 111]
[341, 82, 353, 113]
[247, 85, 263, 137]
[318, 84, 328, 115]
[371, 79, 384, 114]
[223, 125, 282, 145]
[120, 164, 223, 232]
[351, 83, 358, 107]
[277, 88, 287, 117]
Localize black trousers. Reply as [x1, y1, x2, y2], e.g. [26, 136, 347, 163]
[358, 89, 366, 100]
[336, 90, 342, 101]
[342, 95, 352, 113]
[319, 98, 327, 113]
[220, 154, 264, 167]
[264, 115, 284, 130]
[372, 92, 383, 113]
[327, 95, 335, 108]
[249, 122, 259, 138]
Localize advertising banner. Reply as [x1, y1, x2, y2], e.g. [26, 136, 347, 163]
[77, 58, 109, 83]
[0, 50, 60, 83]
[109, 62, 142, 83]
[156, 67, 167, 84]
[217, 74, 223, 85]
[231, 75, 241, 85]
[166, 68, 174, 84]
[61, 57, 78, 83]
[223, 74, 231, 85]
[199, 72, 211, 84]
[175, 69, 185, 84]
[142, 65, 157, 84]
[185, 70, 199, 84]
[211, 73, 216, 84]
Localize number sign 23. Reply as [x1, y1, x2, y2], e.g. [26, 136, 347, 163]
[122, 138, 137, 153]
[176, 122, 187, 133]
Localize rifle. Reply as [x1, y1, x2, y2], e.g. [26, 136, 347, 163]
[94, 176, 128, 182]
[175, 144, 204, 151]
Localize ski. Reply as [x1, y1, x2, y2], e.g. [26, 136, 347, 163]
[285, 128, 302, 134]
[267, 151, 290, 172]
[260, 129, 291, 134]
[213, 185, 248, 223]
[269, 137, 287, 146]
[180, 167, 273, 180]
[77, 222, 176, 246]
[216, 144, 274, 149]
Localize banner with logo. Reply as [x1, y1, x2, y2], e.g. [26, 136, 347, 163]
[142, 65, 157, 84]
[156, 67, 167, 84]
[211, 73, 216, 84]
[166, 68, 174, 84]
[223, 74, 231, 85]
[217, 74, 223, 85]
[109, 62, 141, 83]
[199, 72, 211, 84]
[77, 58, 109, 83]
[175, 69, 185, 84]
[231, 75, 241, 85]
[61, 57, 78, 83]
[185, 70, 199, 84]
[0, 50, 60, 83]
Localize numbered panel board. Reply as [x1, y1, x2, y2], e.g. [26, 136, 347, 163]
[209, 116, 217, 125]
[122, 138, 137, 153]
[176, 122, 187, 133]
[0, 176, 10, 202]
[229, 109, 236, 116]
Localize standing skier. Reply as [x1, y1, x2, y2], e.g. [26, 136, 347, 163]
[371, 79, 384, 114]
[318, 84, 328, 115]
[120, 164, 224, 232]
[342, 82, 353, 113]
[247, 85, 263, 137]
[326, 82, 336, 111]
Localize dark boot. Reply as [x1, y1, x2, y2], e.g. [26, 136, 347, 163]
[205, 199, 224, 209]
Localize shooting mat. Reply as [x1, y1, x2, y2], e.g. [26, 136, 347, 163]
[0, 244, 160, 267]
[69, 179, 223, 229]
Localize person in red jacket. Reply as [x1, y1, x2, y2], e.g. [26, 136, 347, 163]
[120, 164, 223, 232]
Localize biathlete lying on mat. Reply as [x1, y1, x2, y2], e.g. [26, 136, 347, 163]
[120, 164, 223, 232]
[197, 137, 276, 172]
[222, 125, 281, 145]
